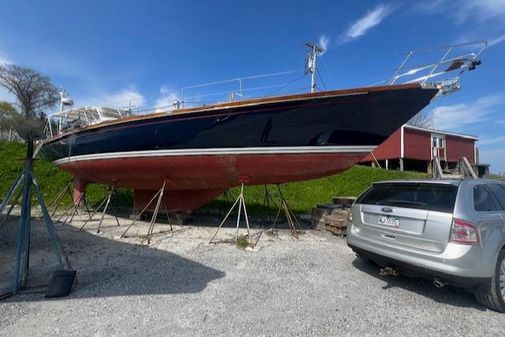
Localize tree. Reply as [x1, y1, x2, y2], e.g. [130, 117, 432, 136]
[0, 64, 59, 117]
[0, 64, 59, 140]
[406, 110, 434, 129]
[0, 100, 17, 116]
[0, 101, 17, 139]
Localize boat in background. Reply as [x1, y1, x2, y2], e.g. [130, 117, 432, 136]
[40, 41, 486, 213]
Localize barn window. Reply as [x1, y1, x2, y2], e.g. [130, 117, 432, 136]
[432, 135, 444, 148]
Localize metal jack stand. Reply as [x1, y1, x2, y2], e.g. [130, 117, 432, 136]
[56, 192, 87, 225]
[80, 184, 121, 233]
[46, 181, 73, 217]
[218, 190, 232, 217]
[262, 185, 278, 222]
[271, 184, 303, 238]
[209, 177, 253, 245]
[0, 174, 24, 230]
[121, 181, 172, 244]
[0, 172, 73, 296]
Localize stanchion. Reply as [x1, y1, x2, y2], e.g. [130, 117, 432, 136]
[0, 185, 23, 230]
[262, 184, 278, 222]
[209, 176, 254, 245]
[271, 184, 303, 238]
[218, 190, 232, 217]
[121, 180, 172, 244]
[56, 192, 86, 225]
[46, 181, 73, 217]
[80, 184, 121, 233]
[0, 173, 23, 215]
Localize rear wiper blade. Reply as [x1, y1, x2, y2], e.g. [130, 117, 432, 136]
[378, 199, 427, 207]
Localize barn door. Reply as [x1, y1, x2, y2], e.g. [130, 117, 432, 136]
[431, 134, 446, 160]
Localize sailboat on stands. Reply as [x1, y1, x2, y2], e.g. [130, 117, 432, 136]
[40, 41, 487, 214]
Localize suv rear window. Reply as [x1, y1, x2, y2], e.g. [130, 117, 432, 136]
[487, 184, 505, 210]
[357, 183, 458, 213]
[474, 185, 499, 211]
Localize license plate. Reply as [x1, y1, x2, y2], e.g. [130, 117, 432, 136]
[378, 215, 399, 228]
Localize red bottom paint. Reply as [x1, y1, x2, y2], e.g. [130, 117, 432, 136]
[63, 153, 367, 211]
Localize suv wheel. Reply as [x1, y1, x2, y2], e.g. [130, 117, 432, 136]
[476, 249, 505, 312]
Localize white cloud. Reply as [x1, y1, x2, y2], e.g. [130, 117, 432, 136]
[74, 86, 145, 110]
[154, 86, 179, 112]
[431, 95, 505, 130]
[318, 35, 330, 54]
[479, 135, 505, 146]
[0, 56, 10, 65]
[0, 50, 11, 65]
[101, 87, 145, 108]
[489, 34, 505, 47]
[339, 4, 393, 44]
[415, 1, 505, 47]
[416, 0, 505, 23]
[454, 0, 505, 23]
[414, 0, 447, 15]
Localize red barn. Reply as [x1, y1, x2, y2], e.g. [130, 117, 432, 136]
[361, 124, 489, 176]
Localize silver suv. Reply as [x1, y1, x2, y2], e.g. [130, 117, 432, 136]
[346, 179, 505, 312]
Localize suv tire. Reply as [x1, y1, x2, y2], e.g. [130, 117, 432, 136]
[475, 249, 505, 312]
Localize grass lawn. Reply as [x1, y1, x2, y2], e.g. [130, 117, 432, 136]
[1, 141, 427, 213]
[203, 164, 427, 214]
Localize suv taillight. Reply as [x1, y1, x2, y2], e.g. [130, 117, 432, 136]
[450, 219, 479, 244]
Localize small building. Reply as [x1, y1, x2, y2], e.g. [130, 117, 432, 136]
[360, 124, 489, 176]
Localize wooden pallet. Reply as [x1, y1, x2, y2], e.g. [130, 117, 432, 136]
[331, 196, 356, 207]
[311, 204, 350, 237]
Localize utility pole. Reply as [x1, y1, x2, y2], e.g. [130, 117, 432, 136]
[305, 42, 325, 93]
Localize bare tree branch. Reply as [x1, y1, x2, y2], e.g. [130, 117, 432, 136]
[0, 64, 58, 140]
[406, 111, 434, 129]
[0, 64, 59, 118]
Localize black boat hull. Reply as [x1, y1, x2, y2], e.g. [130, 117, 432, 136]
[40, 83, 438, 211]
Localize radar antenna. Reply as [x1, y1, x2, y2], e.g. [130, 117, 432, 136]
[305, 42, 325, 93]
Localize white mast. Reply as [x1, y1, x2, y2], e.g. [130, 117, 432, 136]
[305, 42, 325, 93]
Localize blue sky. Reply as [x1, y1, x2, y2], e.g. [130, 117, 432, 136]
[0, 0, 504, 172]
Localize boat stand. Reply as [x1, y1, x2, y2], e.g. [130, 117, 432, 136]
[271, 184, 303, 238]
[262, 185, 279, 222]
[0, 174, 24, 230]
[56, 191, 88, 225]
[80, 184, 121, 233]
[218, 190, 232, 217]
[46, 181, 74, 218]
[0, 171, 73, 296]
[209, 178, 253, 246]
[121, 181, 172, 244]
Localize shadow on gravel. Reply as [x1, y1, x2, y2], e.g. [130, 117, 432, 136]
[351, 257, 486, 311]
[0, 218, 225, 302]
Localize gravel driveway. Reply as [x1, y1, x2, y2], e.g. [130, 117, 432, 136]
[0, 214, 504, 336]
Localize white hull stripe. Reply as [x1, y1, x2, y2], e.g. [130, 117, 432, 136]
[53, 145, 376, 165]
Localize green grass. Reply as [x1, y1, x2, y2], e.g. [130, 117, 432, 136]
[0, 141, 130, 207]
[202, 165, 427, 214]
[1, 140, 426, 213]
[236, 235, 250, 249]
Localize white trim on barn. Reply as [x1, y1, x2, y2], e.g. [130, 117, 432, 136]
[403, 124, 478, 140]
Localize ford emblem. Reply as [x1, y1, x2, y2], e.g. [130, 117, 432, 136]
[381, 207, 393, 213]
